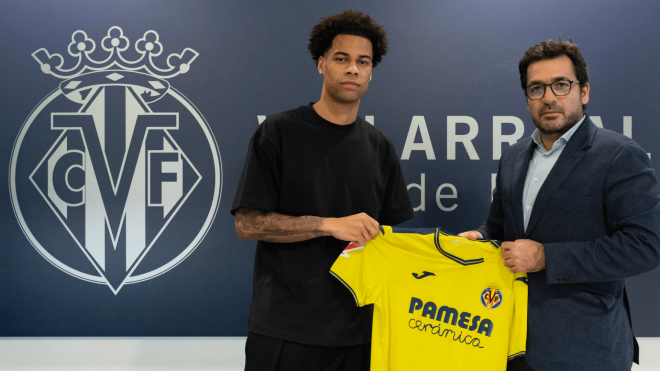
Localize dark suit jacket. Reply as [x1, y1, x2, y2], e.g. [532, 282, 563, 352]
[478, 116, 660, 370]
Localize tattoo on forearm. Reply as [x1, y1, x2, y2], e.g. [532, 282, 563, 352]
[235, 208, 326, 243]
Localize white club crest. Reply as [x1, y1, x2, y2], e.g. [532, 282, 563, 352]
[10, 27, 221, 294]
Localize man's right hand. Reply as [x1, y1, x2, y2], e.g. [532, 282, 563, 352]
[458, 230, 481, 241]
[321, 213, 380, 247]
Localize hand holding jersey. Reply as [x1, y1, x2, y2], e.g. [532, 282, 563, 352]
[322, 212, 380, 247]
[501, 240, 545, 273]
[460, 231, 546, 273]
[457, 230, 481, 241]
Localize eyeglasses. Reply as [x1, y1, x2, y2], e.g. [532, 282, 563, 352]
[525, 80, 579, 100]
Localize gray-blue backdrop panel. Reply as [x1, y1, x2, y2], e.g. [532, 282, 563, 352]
[1, 0, 659, 336]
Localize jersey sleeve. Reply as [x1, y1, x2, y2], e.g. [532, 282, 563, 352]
[508, 272, 528, 361]
[329, 230, 392, 307]
[231, 124, 281, 215]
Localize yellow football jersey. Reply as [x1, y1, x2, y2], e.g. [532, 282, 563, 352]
[330, 226, 527, 371]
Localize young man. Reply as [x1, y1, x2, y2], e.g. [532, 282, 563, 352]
[460, 40, 660, 370]
[232, 10, 414, 371]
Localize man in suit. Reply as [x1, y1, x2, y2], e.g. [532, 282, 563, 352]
[460, 40, 660, 370]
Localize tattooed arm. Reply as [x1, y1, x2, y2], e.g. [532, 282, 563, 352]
[234, 208, 324, 243]
[234, 208, 380, 246]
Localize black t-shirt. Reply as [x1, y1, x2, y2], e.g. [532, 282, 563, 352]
[231, 103, 414, 346]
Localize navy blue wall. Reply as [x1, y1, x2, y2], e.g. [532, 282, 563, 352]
[1, 0, 659, 336]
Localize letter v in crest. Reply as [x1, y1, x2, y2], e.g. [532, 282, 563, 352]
[9, 27, 222, 294]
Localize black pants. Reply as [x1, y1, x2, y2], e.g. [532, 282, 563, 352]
[244, 332, 371, 371]
[507, 356, 534, 371]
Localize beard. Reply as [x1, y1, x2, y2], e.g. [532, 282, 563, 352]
[531, 103, 583, 136]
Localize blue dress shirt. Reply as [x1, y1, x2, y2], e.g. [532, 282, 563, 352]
[522, 115, 586, 231]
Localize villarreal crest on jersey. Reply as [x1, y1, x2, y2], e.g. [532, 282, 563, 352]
[330, 226, 528, 371]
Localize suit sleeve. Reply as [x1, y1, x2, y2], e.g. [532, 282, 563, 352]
[330, 231, 390, 306]
[478, 160, 505, 241]
[508, 273, 528, 361]
[545, 143, 660, 283]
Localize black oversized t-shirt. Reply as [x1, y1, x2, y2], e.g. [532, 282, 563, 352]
[231, 103, 414, 346]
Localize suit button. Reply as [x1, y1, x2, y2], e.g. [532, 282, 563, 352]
[574, 276, 580, 282]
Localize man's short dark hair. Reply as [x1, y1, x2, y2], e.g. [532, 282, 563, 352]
[519, 39, 589, 110]
[308, 10, 388, 68]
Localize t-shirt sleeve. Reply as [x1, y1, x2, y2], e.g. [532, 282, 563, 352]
[378, 139, 415, 225]
[231, 127, 281, 215]
[508, 272, 528, 361]
[329, 231, 391, 307]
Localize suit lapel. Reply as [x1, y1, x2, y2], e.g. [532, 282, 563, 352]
[511, 141, 535, 238]
[524, 117, 597, 237]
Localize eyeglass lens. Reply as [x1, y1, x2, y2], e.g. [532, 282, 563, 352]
[526, 81, 573, 99]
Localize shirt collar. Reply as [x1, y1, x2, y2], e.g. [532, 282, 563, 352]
[531, 115, 586, 154]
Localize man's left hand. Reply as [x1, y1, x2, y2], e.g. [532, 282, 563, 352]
[501, 239, 546, 273]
